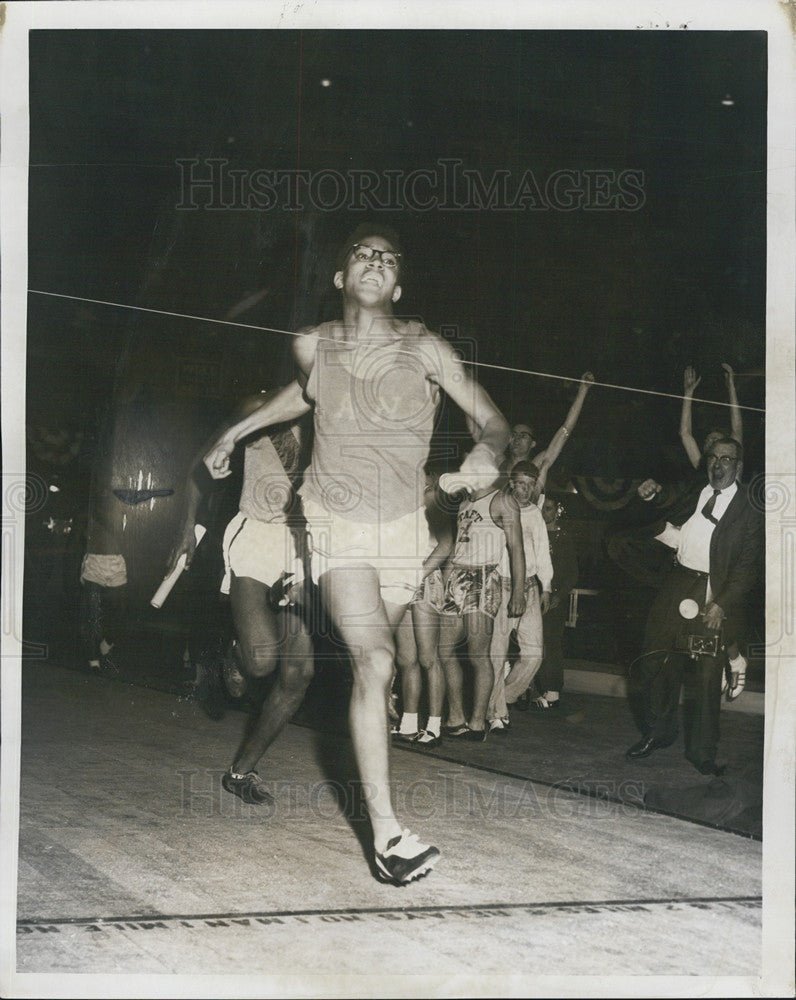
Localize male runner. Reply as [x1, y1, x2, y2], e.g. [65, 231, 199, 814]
[169, 392, 313, 804]
[204, 224, 511, 884]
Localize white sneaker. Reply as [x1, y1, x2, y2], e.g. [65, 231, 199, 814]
[726, 655, 748, 700]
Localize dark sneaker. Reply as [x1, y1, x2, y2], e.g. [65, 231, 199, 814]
[374, 829, 441, 884]
[488, 718, 507, 735]
[462, 727, 487, 742]
[222, 769, 274, 805]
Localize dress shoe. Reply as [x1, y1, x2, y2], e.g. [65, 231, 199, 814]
[625, 734, 675, 760]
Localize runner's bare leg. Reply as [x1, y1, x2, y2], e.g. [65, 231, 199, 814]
[320, 565, 405, 852]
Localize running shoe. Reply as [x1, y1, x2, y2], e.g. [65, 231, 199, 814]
[374, 830, 441, 884]
[222, 769, 274, 805]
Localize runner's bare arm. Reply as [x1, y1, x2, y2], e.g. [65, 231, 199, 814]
[203, 331, 318, 479]
[171, 393, 279, 568]
[422, 334, 510, 468]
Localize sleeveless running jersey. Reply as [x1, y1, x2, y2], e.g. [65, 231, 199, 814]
[452, 490, 506, 567]
[238, 432, 294, 524]
[301, 320, 439, 523]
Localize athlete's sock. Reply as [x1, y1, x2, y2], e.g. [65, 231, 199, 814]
[399, 712, 419, 735]
[426, 716, 441, 738]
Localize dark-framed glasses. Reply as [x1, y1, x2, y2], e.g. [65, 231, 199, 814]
[350, 244, 401, 269]
[706, 454, 737, 468]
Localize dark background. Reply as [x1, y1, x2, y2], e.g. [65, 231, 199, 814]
[23, 29, 767, 679]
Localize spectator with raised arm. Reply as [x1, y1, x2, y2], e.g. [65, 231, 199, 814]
[680, 363, 743, 469]
[505, 372, 595, 498]
[678, 362, 747, 679]
[625, 439, 762, 775]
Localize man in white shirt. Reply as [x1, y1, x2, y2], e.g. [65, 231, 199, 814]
[486, 461, 554, 732]
[626, 438, 762, 774]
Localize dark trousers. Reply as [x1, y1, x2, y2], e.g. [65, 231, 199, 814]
[637, 564, 724, 767]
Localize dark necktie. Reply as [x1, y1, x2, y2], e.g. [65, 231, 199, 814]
[701, 488, 721, 525]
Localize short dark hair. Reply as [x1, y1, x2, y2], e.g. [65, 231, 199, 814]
[336, 223, 404, 272]
[510, 460, 540, 479]
[706, 437, 743, 461]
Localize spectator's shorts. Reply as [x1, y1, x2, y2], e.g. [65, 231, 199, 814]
[221, 513, 304, 594]
[441, 564, 502, 619]
[412, 566, 447, 612]
[302, 496, 431, 606]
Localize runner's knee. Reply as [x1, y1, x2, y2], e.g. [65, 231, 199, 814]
[240, 642, 279, 678]
[351, 644, 394, 688]
[281, 655, 314, 691]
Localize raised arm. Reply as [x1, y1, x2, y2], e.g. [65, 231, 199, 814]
[204, 333, 317, 479]
[534, 371, 593, 493]
[679, 365, 702, 468]
[722, 363, 743, 446]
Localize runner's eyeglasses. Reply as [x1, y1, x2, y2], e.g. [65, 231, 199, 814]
[349, 244, 401, 269]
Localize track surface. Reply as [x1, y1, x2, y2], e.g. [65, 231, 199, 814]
[12, 663, 763, 989]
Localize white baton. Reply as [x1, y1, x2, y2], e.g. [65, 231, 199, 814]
[150, 524, 207, 608]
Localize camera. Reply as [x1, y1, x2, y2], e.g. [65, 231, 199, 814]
[686, 633, 720, 658]
[675, 598, 721, 658]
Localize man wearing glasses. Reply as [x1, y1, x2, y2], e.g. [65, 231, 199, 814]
[204, 224, 510, 884]
[626, 438, 762, 775]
